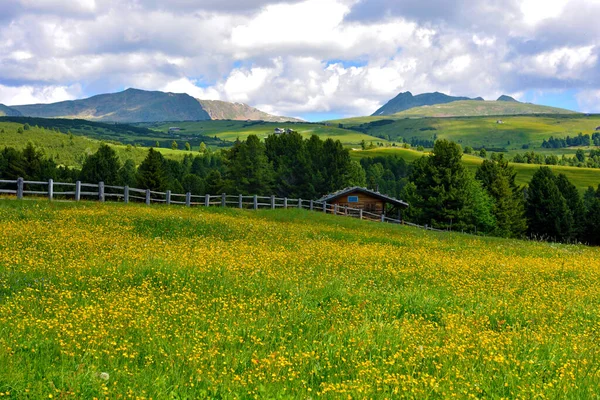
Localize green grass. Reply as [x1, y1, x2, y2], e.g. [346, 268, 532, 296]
[390, 100, 575, 118]
[1, 200, 600, 398]
[352, 147, 600, 191]
[0, 121, 201, 168]
[333, 114, 600, 151]
[142, 120, 388, 146]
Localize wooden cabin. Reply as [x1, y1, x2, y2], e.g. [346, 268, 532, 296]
[319, 187, 409, 218]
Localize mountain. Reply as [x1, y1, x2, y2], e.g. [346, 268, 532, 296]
[390, 100, 576, 118]
[497, 95, 519, 102]
[0, 104, 22, 117]
[12, 88, 211, 123]
[197, 100, 303, 122]
[10, 88, 300, 124]
[372, 91, 483, 116]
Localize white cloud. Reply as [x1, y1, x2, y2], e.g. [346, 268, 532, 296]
[576, 90, 600, 113]
[0, 84, 81, 105]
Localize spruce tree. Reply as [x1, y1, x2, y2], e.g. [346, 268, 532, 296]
[80, 144, 121, 185]
[525, 167, 574, 242]
[226, 135, 274, 195]
[476, 157, 527, 238]
[136, 148, 168, 191]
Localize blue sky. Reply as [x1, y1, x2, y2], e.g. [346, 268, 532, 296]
[0, 0, 599, 121]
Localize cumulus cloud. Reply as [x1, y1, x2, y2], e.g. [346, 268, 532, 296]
[0, 0, 598, 118]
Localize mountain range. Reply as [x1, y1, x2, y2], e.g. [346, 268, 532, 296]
[372, 91, 576, 117]
[8, 88, 301, 123]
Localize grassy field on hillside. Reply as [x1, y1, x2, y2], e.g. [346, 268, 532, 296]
[1, 200, 600, 398]
[334, 114, 600, 151]
[0, 121, 199, 168]
[143, 120, 388, 146]
[389, 100, 575, 118]
[352, 147, 600, 191]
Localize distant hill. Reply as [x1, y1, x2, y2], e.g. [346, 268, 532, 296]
[0, 104, 22, 117]
[10, 88, 300, 124]
[12, 89, 211, 123]
[372, 91, 482, 116]
[390, 100, 577, 118]
[197, 100, 303, 122]
[497, 95, 519, 102]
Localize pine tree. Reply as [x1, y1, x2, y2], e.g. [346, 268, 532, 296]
[80, 144, 121, 185]
[117, 159, 137, 186]
[137, 148, 168, 191]
[525, 167, 574, 242]
[555, 173, 586, 241]
[171, 141, 178, 150]
[226, 135, 274, 195]
[185, 142, 191, 151]
[476, 157, 527, 238]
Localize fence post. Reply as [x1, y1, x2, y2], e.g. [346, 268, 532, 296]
[381, 214, 385, 222]
[284, 198, 288, 208]
[205, 194, 210, 207]
[359, 209, 363, 220]
[239, 194, 243, 209]
[75, 181, 81, 201]
[145, 189, 151, 205]
[334, 204, 338, 215]
[310, 200, 314, 211]
[221, 193, 226, 207]
[98, 182, 105, 202]
[344, 206, 348, 215]
[48, 179, 53, 201]
[271, 195, 275, 209]
[298, 198, 302, 209]
[186, 192, 191, 207]
[123, 185, 129, 204]
[166, 190, 171, 205]
[254, 195, 258, 210]
[323, 202, 327, 213]
[17, 177, 23, 200]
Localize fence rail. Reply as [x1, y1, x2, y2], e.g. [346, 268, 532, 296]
[0, 178, 444, 232]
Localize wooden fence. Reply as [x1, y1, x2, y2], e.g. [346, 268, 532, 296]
[0, 178, 444, 232]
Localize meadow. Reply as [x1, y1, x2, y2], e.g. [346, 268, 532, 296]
[1, 200, 600, 398]
[0, 121, 201, 168]
[334, 114, 600, 151]
[352, 147, 600, 192]
[143, 120, 388, 146]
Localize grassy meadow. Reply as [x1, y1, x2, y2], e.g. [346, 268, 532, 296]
[1, 200, 600, 398]
[0, 121, 201, 168]
[334, 114, 600, 150]
[143, 120, 388, 146]
[352, 147, 600, 192]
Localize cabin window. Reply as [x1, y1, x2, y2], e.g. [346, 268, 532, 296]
[347, 196, 359, 203]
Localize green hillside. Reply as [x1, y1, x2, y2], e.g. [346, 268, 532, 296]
[352, 147, 600, 192]
[390, 100, 576, 118]
[0, 121, 200, 168]
[334, 114, 600, 151]
[372, 91, 478, 116]
[2, 201, 600, 398]
[142, 120, 389, 146]
[0, 104, 22, 117]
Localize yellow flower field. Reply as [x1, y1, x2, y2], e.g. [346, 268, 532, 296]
[1, 200, 600, 398]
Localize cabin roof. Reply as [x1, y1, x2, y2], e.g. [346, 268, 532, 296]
[319, 186, 409, 208]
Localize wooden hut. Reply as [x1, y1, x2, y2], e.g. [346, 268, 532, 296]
[319, 187, 409, 218]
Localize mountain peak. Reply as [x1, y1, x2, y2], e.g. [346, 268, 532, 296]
[497, 95, 519, 103]
[372, 91, 481, 116]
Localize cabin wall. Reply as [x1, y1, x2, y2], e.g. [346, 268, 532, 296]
[329, 192, 385, 214]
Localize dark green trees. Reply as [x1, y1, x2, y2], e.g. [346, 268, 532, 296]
[226, 135, 274, 195]
[525, 167, 577, 242]
[136, 148, 168, 191]
[408, 139, 494, 232]
[476, 156, 527, 238]
[80, 144, 120, 185]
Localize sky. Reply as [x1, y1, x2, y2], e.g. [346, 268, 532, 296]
[0, 0, 599, 121]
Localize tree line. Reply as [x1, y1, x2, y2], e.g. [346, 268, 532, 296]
[1, 135, 599, 245]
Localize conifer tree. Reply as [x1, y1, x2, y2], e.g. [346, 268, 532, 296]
[137, 148, 168, 191]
